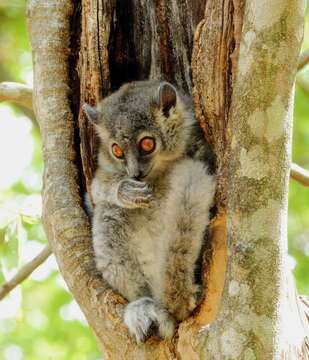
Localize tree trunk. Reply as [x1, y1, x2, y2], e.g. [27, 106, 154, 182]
[27, 0, 308, 358]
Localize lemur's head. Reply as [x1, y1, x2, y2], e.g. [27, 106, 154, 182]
[83, 81, 194, 181]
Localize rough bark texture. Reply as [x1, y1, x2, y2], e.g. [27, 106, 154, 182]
[195, 0, 308, 358]
[192, 0, 245, 207]
[27, 0, 308, 358]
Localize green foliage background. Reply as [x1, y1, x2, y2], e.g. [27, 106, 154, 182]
[0, 1, 308, 359]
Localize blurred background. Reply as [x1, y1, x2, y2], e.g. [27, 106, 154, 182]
[0, 1, 308, 359]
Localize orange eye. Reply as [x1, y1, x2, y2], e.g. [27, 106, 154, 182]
[140, 137, 156, 153]
[112, 144, 124, 158]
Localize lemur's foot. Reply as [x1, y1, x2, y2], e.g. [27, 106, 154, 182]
[123, 297, 175, 343]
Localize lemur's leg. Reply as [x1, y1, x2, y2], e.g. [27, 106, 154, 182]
[93, 203, 175, 342]
[153, 159, 216, 321]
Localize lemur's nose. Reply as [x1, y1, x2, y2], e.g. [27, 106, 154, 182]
[126, 157, 140, 179]
[126, 164, 142, 180]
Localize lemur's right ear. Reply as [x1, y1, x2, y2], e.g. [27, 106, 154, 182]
[83, 103, 99, 124]
[157, 82, 177, 117]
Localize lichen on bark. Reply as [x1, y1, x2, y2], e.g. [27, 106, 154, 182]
[198, 0, 307, 358]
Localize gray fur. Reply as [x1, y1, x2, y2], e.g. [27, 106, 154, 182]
[85, 80, 216, 342]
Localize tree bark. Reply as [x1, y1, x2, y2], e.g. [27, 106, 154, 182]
[27, 0, 308, 358]
[194, 1, 308, 358]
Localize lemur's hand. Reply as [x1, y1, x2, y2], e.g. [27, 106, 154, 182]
[117, 179, 153, 209]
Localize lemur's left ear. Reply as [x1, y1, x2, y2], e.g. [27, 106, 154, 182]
[83, 103, 99, 124]
[158, 82, 177, 117]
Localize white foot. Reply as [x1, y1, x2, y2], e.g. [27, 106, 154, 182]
[123, 297, 175, 343]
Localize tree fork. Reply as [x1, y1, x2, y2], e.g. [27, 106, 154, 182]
[76, 0, 243, 354]
[27, 0, 308, 358]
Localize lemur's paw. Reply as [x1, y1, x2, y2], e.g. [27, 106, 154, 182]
[123, 297, 175, 343]
[118, 179, 153, 209]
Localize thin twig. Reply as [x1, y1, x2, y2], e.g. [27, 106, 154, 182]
[0, 82, 33, 110]
[298, 50, 309, 71]
[290, 163, 309, 187]
[0, 245, 52, 300]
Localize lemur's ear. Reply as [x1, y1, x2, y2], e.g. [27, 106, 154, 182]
[83, 103, 99, 124]
[158, 82, 177, 117]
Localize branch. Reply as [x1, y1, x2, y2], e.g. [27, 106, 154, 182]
[298, 50, 309, 71]
[0, 82, 33, 110]
[0, 245, 52, 300]
[290, 163, 309, 187]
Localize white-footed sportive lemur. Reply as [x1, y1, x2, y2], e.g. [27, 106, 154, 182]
[83, 80, 216, 343]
